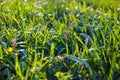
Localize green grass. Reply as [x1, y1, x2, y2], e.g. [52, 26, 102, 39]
[0, 0, 120, 80]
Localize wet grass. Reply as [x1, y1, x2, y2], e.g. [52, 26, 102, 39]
[0, 0, 120, 80]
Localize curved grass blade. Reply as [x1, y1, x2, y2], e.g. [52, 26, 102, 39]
[66, 55, 92, 77]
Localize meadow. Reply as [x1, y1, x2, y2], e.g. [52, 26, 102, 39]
[0, 0, 120, 80]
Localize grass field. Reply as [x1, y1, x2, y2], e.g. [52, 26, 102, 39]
[0, 0, 120, 80]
